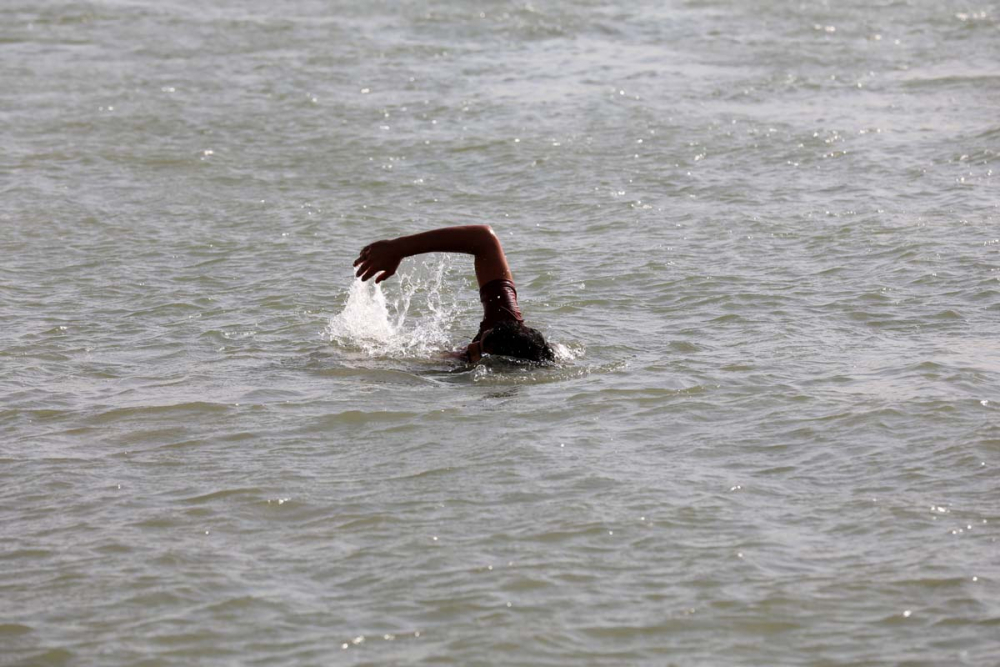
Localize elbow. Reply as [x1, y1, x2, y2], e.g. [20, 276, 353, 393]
[471, 224, 499, 249]
[484, 225, 503, 247]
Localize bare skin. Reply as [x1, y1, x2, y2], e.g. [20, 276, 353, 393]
[352, 225, 513, 361]
[353, 225, 512, 287]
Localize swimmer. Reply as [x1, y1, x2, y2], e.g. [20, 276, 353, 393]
[353, 225, 554, 363]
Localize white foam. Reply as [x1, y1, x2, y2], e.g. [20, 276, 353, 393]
[552, 341, 585, 362]
[324, 259, 462, 358]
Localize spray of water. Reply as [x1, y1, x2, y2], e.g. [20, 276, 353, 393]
[325, 257, 583, 365]
[551, 342, 584, 362]
[324, 259, 464, 358]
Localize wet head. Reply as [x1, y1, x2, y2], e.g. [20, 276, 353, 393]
[470, 320, 554, 364]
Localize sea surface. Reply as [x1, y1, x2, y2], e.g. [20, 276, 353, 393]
[2, 0, 999, 665]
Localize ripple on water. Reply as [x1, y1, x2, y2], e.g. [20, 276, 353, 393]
[3, 0, 1000, 664]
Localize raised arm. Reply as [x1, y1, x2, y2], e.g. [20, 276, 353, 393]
[353, 225, 512, 287]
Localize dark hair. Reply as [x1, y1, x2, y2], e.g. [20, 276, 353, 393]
[485, 320, 554, 363]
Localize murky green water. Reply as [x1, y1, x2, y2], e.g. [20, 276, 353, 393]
[2, 1, 998, 664]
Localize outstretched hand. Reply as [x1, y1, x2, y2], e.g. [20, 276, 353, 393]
[353, 240, 403, 283]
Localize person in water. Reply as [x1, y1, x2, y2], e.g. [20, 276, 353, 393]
[353, 225, 554, 363]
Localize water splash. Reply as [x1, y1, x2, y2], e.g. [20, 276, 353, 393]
[552, 341, 585, 362]
[324, 257, 582, 365]
[324, 259, 463, 358]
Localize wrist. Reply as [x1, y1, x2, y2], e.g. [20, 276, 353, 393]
[390, 236, 414, 259]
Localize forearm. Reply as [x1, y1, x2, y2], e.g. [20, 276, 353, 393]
[355, 224, 512, 286]
[391, 225, 498, 259]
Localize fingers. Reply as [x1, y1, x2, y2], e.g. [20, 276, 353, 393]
[352, 245, 371, 268]
[354, 251, 375, 279]
[354, 262, 394, 283]
[352, 244, 395, 282]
